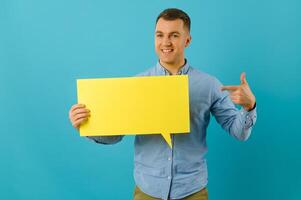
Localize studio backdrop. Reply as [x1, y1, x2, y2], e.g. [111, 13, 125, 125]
[1, 0, 300, 199]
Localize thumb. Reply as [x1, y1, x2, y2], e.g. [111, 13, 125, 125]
[240, 72, 247, 84]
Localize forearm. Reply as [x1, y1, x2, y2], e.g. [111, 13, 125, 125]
[228, 106, 257, 141]
[86, 135, 124, 145]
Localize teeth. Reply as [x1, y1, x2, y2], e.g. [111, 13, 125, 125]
[162, 49, 173, 53]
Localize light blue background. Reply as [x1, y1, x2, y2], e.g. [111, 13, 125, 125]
[1, 0, 300, 199]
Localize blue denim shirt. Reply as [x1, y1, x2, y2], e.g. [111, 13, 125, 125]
[88, 60, 257, 200]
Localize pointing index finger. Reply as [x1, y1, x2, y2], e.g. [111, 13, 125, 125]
[221, 85, 240, 91]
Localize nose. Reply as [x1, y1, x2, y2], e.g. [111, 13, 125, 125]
[162, 36, 172, 46]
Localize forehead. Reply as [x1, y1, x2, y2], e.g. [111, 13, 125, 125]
[155, 18, 186, 33]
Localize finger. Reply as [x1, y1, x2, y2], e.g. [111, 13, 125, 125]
[240, 72, 248, 85]
[72, 117, 88, 128]
[231, 99, 240, 105]
[72, 108, 90, 117]
[221, 85, 240, 91]
[230, 94, 241, 100]
[73, 113, 90, 121]
[72, 116, 89, 128]
[229, 96, 241, 104]
[69, 107, 89, 120]
[229, 90, 242, 96]
[70, 104, 86, 112]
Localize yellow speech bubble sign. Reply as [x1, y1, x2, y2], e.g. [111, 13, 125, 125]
[77, 75, 190, 148]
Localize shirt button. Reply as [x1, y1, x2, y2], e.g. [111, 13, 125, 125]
[168, 157, 171, 161]
[167, 176, 171, 180]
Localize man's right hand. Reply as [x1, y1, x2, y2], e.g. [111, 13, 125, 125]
[68, 104, 90, 129]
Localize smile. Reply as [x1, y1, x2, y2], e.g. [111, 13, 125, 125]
[161, 49, 174, 53]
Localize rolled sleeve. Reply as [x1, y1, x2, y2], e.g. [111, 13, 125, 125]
[241, 104, 257, 130]
[86, 136, 124, 145]
[211, 78, 257, 141]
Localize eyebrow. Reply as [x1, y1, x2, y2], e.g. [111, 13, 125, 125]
[155, 31, 181, 35]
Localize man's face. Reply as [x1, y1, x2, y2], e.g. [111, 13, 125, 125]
[155, 18, 191, 66]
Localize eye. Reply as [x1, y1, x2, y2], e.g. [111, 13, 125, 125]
[156, 34, 163, 38]
[172, 34, 179, 38]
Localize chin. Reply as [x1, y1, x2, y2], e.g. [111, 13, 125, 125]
[160, 57, 175, 64]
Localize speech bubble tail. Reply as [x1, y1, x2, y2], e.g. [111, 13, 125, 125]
[162, 133, 172, 148]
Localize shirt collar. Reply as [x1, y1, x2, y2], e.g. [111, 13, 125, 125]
[156, 59, 190, 75]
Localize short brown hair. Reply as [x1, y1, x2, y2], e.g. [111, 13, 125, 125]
[156, 8, 191, 32]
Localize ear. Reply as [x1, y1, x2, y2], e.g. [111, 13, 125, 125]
[185, 35, 192, 47]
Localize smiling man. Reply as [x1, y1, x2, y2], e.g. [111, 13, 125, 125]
[69, 8, 257, 200]
[155, 13, 191, 75]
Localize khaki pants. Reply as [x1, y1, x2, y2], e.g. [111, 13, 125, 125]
[133, 186, 208, 200]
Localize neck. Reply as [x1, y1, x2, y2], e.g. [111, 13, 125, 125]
[159, 59, 186, 75]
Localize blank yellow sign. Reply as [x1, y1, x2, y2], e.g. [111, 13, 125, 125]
[77, 75, 190, 148]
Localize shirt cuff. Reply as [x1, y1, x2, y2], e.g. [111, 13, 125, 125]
[240, 104, 257, 129]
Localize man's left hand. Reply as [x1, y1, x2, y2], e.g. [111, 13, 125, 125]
[221, 72, 256, 111]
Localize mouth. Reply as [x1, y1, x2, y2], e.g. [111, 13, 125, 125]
[161, 49, 174, 54]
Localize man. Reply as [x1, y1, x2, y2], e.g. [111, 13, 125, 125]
[69, 8, 257, 200]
